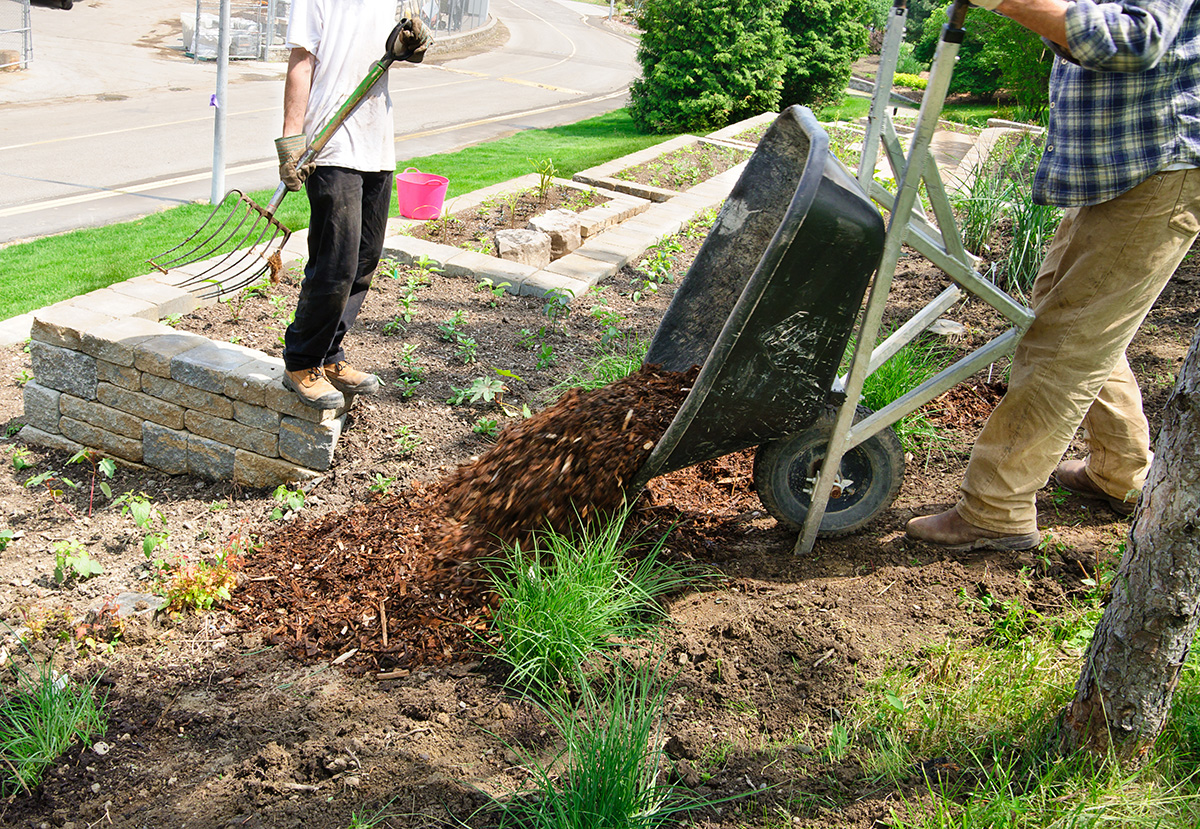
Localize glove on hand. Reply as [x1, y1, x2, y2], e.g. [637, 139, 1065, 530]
[387, 16, 432, 63]
[970, 0, 1003, 9]
[275, 134, 315, 192]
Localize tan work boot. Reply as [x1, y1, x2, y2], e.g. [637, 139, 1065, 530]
[1053, 459, 1137, 516]
[282, 366, 346, 409]
[905, 507, 1040, 552]
[323, 360, 380, 395]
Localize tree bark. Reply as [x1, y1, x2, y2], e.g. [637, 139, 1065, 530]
[1058, 323, 1200, 763]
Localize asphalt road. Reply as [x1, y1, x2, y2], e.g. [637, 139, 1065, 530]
[0, 0, 638, 245]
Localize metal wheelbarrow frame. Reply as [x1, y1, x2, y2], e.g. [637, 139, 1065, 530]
[632, 0, 1035, 553]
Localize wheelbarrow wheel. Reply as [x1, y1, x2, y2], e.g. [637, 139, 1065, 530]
[754, 405, 904, 537]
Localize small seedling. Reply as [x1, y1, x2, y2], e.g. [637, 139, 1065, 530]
[15, 368, 32, 387]
[536, 343, 556, 370]
[531, 157, 558, 201]
[393, 426, 422, 457]
[473, 417, 500, 438]
[369, 473, 396, 495]
[456, 336, 479, 365]
[0, 529, 14, 552]
[437, 310, 468, 342]
[270, 485, 305, 520]
[53, 539, 103, 585]
[543, 288, 573, 329]
[475, 278, 511, 305]
[68, 449, 116, 516]
[11, 447, 34, 471]
[393, 375, 421, 399]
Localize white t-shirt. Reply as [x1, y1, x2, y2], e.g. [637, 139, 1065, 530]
[287, 0, 397, 172]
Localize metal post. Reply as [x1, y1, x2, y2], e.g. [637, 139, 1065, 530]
[858, 0, 908, 190]
[193, 0, 201, 62]
[211, 0, 231, 205]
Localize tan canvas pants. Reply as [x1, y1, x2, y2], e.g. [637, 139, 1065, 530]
[957, 169, 1200, 535]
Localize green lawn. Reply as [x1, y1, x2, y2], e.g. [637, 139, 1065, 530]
[0, 109, 675, 322]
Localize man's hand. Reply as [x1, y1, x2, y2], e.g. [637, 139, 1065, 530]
[387, 16, 432, 63]
[275, 134, 314, 192]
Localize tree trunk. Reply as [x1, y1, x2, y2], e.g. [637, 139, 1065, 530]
[1059, 323, 1200, 763]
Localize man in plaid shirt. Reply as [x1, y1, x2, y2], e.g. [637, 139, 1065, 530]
[907, 0, 1200, 550]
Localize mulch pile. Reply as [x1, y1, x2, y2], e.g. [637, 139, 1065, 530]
[233, 365, 700, 674]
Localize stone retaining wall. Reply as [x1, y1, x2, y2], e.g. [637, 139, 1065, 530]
[21, 305, 343, 487]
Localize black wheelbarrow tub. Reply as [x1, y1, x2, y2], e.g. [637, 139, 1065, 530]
[633, 105, 886, 488]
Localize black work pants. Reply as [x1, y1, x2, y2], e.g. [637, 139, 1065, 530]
[283, 165, 393, 372]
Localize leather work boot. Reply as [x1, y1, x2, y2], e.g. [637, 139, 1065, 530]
[1054, 459, 1137, 516]
[905, 507, 1040, 552]
[282, 366, 346, 409]
[323, 360, 380, 395]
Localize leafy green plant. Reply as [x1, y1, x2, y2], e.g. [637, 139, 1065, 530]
[437, 310, 468, 342]
[473, 417, 500, 438]
[485, 508, 694, 694]
[369, 473, 396, 496]
[0, 644, 107, 796]
[393, 426, 422, 457]
[11, 447, 33, 471]
[531, 157, 559, 201]
[536, 342, 556, 370]
[0, 529, 13, 552]
[271, 484, 305, 520]
[476, 278, 511, 305]
[15, 368, 31, 387]
[456, 335, 479, 365]
[52, 539, 103, 584]
[393, 375, 421, 399]
[467, 375, 506, 406]
[543, 288, 573, 330]
[161, 547, 239, 612]
[68, 449, 116, 516]
[852, 331, 955, 451]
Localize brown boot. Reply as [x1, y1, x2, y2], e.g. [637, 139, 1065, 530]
[323, 360, 380, 395]
[905, 507, 1040, 552]
[282, 366, 345, 409]
[1053, 459, 1136, 516]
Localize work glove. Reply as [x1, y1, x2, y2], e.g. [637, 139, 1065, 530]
[387, 16, 433, 63]
[275, 134, 315, 192]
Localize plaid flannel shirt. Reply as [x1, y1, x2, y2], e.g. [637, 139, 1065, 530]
[1035, 0, 1200, 207]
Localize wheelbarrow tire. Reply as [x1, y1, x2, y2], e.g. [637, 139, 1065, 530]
[754, 405, 904, 537]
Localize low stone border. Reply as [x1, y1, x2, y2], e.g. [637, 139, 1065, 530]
[21, 306, 345, 487]
[572, 134, 753, 203]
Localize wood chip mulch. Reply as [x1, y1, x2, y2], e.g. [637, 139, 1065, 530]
[925, 378, 1007, 429]
[232, 365, 699, 675]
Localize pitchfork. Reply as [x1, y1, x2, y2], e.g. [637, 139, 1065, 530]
[148, 17, 430, 300]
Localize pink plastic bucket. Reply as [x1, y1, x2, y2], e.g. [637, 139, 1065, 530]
[395, 167, 449, 220]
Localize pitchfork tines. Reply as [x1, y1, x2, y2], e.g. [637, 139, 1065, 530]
[148, 187, 291, 299]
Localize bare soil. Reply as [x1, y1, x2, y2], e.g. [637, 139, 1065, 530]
[1, 184, 1199, 827]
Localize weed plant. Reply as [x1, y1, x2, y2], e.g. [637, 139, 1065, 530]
[485, 509, 694, 695]
[0, 645, 107, 795]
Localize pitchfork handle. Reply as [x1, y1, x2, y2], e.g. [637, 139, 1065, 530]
[266, 51, 399, 216]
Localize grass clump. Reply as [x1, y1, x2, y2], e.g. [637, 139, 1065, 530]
[489, 662, 717, 829]
[850, 331, 955, 452]
[552, 336, 648, 394]
[835, 587, 1200, 829]
[485, 508, 693, 695]
[0, 648, 107, 795]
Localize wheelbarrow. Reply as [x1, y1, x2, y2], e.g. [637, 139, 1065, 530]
[633, 0, 1036, 548]
[630, 105, 902, 536]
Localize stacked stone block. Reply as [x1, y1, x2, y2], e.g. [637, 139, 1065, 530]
[20, 305, 346, 488]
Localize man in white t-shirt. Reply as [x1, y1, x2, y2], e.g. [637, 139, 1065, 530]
[275, 0, 403, 409]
